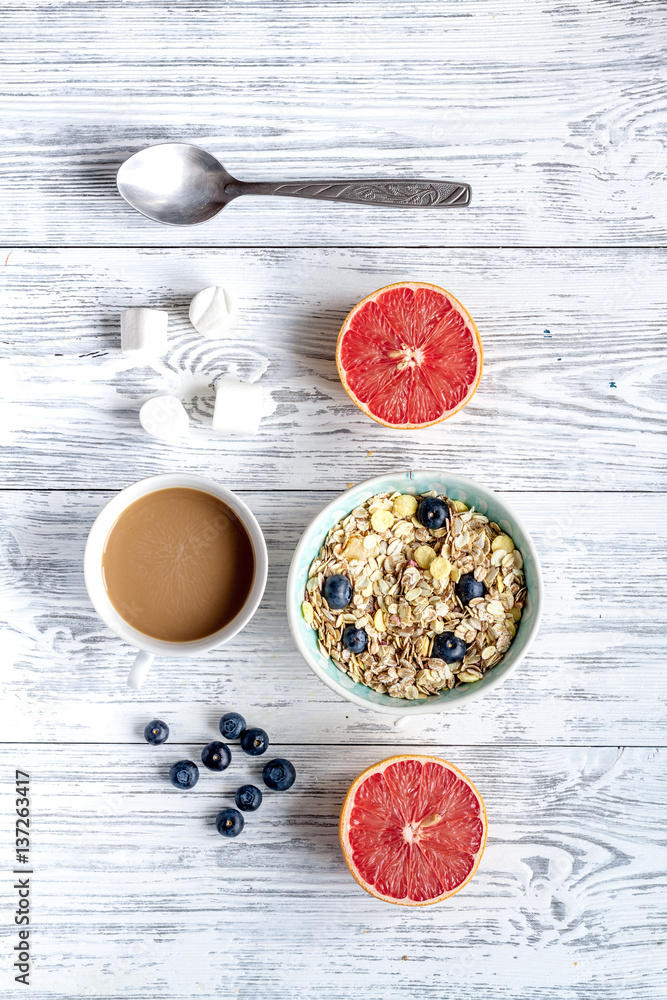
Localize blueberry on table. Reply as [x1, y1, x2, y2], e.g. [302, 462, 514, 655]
[262, 758, 296, 792]
[240, 727, 269, 756]
[219, 712, 246, 741]
[323, 574, 353, 610]
[456, 573, 485, 606]
[342, 624, 367, 654]
[169, 760, 199, 789]
[144, 719, 169, 745]
[235, 784, 263, 811]
[201, 741, 232, 771]
[431, 632, 467, 664]
[416, 497, 450, 530]
[216, 808, 244, 838]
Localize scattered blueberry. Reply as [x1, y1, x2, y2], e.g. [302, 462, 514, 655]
[216, 807, 244, 838]
[235, 784, 263, 811]
[240, 727, 270, 756]
[431, 632, 467, 663]
[169, 760, 199, 789]
[219, 712, 246, 740]
[342, 624, 368, 654]
[416, 496, 450, 530]
[456, 573, 485, 606]
[322, 574, 353, 610]
[262, 758, 296, 792]
[144, 719, 169, 745]
[201, 741, 232, 771]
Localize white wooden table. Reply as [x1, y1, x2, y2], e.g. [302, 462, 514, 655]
[1, 3, 666, 998]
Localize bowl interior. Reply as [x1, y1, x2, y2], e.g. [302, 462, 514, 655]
[288, 471, 542, 714]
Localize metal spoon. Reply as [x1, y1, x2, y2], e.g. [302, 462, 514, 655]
[116, 142, 471, 226]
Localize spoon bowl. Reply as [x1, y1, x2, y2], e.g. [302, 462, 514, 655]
[117, 143, 237, 226]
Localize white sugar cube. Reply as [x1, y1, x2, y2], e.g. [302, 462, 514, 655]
[189, 286, 234, 339]
[121, 308, 168, 356]
[139, 395, 189, 440]
[213, 375, 262, 436]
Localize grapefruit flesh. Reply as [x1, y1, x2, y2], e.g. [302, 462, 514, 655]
[339, 755, 487, 906]
[336, 282, 482, 429]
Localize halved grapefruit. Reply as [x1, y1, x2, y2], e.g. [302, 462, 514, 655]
[339, 754, 487, 906]
[336, 282, 482, 429]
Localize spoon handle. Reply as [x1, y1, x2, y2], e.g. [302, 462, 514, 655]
[226, 178, 471, 208]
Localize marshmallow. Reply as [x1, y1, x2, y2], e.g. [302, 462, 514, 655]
[213, 375, 262, 436]
[189, 286, 234, 339]
[121, 308, 168, 356]
[139, 395, 189, 440]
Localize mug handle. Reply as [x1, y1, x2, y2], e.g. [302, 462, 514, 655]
[128, 650, 154, 690]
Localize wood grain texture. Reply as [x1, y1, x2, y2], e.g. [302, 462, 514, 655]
[1, 0, 666, 247]
[2, 247, 666, 491]
[2, 489, 666, 745]
[2, 3, 666, 996]
[0, 745, 665, 999]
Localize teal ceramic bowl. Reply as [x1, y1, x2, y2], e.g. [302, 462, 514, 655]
[287, 470, 543, 717]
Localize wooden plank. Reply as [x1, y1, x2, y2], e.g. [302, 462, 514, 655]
[1, 0, 666, 247]
[0, 744, 664, 999]
[1, 247, 665, 491]
[2, 489, 665, 745]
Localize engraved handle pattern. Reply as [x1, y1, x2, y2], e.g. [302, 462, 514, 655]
[231, 179, 471, 207]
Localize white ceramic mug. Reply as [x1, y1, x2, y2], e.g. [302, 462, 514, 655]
[84, 473, 268, 690]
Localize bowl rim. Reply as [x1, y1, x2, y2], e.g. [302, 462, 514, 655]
[287, 469, 544, 716]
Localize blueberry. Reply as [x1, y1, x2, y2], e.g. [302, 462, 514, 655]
[240, 727, 269, 756]
[169, 760, 199, 789]
[431, 631, 467, 663]
[417, 496, 450, 530]
[235, 784, 263, 811]
[201, 741, 232, 771]
[322, 574, 352, 610]
[216, 808, 244, 838]
[342, 624, 367, 654]
[262, 758, 296, 792]
[144, 719, 169, 745]
[456, 573, 486, 606]
[219, 712, 246, 740]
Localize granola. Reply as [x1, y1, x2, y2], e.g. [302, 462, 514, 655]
[302, 491, 526, 700]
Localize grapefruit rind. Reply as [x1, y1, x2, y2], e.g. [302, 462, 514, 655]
[336, 282, 483, 430]
[339, 754, 487, 906]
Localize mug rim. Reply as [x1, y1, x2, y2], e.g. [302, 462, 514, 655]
[84, 473, 268, 655]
